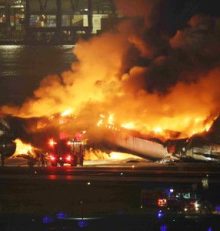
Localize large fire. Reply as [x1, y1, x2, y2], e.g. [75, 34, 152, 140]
[95, 112, 214, 139]
[1, 1, 220, 154]
[13, 137, 139, 162]
[13, 139, 37, 157]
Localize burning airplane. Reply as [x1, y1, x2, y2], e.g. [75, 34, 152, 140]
[1, 1, 220, 164]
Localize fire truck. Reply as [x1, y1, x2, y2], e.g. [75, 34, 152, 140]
[47, 137, 86, 167]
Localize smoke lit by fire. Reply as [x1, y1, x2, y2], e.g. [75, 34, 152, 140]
[1, 1, 220, 151]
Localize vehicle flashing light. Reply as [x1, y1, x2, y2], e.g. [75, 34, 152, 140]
[48, 138, 57, 147]
[50, 155, 56, 161]
[67, 141, 73, 146]
[66, 155, 72, 161]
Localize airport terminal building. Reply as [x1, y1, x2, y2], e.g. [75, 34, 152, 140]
[0, 0, 117, 44]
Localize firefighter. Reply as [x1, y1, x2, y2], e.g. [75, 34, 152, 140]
[79, 143, 84, 166]
[39, 152, 46, 167]
[35, 151, 47, 167]
[74, 140, 85, 166]
[27, 151, 37, 168]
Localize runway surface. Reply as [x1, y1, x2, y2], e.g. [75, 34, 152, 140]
[1, 160, 220, 219]
[0, 160, 220, 183]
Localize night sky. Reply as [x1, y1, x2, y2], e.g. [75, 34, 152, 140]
[160, 0, 220, 34]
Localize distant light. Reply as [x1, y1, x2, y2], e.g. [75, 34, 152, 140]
[120, 172, 124, 176]
[87, 182, 91, 185]
[207, 227, 213, 231]
[84, 8, 88, 11]
[48, 175, 57, 180]
[169, 188, 174, 193]
[11, 5, 24, 8]
[56, 212, 67, 219]
[194, 201, 200, 211]
[42, 216, 53, 224]
[78, 219, 88, 228]
[157, 210, 165, 219]
[215, 205, 220, 213]
[77, 219, 89, 228]
[77, 219, 88, 228]
[158, 199, 167, 207]
[160, 224, 168, 231]
[79, 200, 83, 205]
[202, 178, 209, 189]
[132, 165, 135, 169]
[0, 45, 22, 50]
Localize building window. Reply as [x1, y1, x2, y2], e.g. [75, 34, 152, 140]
[30, 14, 56, 27]
[0, 8, 6, 25]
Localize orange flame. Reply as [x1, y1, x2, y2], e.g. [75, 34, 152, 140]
[84, 149, 142, 161]
[1, 10, 219, 141]
[13, 139, 37, 157]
